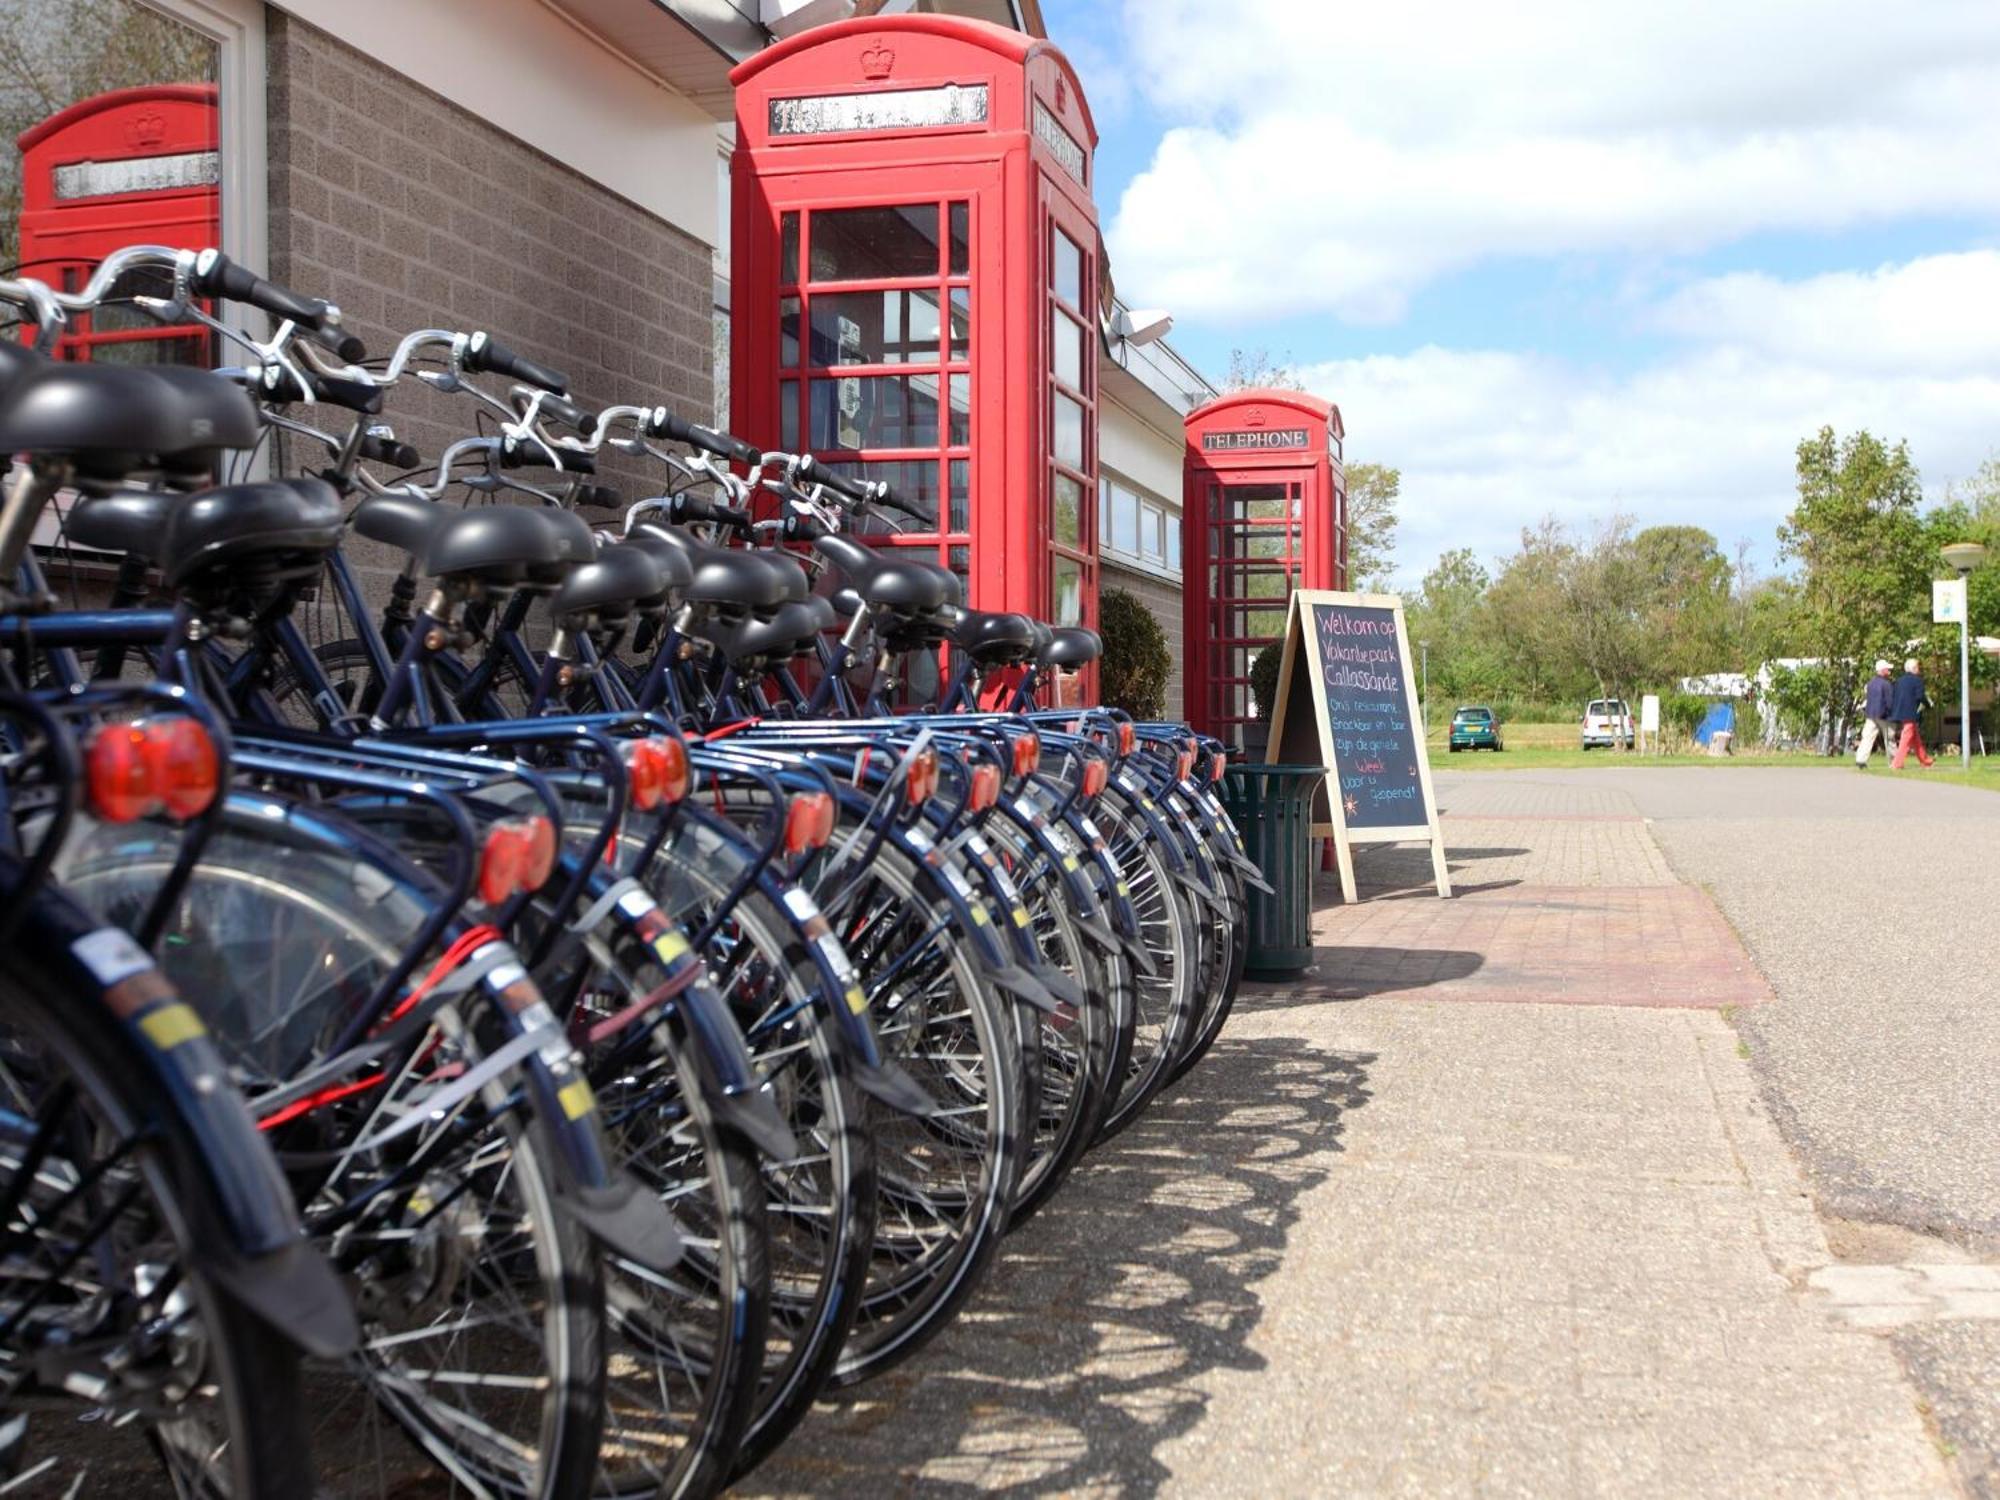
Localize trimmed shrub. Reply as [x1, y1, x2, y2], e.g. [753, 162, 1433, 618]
[1250, 638, 1285, 722]
[1099, 588, 1170, 720]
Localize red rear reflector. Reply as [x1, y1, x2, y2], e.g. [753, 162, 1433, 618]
[151, 718, 220, 820]
[1081, 757, 1108, 799]
[86, 717, 220, 824]
[1175, 747, 1196, 781]
[1010, 732, 1041, 778]
[479, 816, 556, 905]
[1210, 751, 1227, 783]
[86, 724, 156, 824]
[1115, 722, 1135, 758]
[968, 763, 1001, 812]
[654, 736, 690, 805]
[785, 791, 835, 853]
[906, 745, 938, 806]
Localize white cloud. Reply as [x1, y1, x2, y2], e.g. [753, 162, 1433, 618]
[1308, 257, 2000, 582]
[1652, 251, 2000, 375]
[1104, 0, 2000, 321]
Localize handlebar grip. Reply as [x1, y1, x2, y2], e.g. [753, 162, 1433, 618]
[669, 492, 752, 533]
[573, 483, 623, 510]
[783, 513, 829, 542]
[500, 438, 596, 474]
[647, 408, 760, 467]
[464, 331, 568, 396]
[537, 392, 598, 438]
[358, 432, 422, 470]
[311, 325, 368, 363]
[190, 249, 336, 332]
[261, 364, 384, 415]
[876, 484, 935, 525]
[809, 461, 869, 503]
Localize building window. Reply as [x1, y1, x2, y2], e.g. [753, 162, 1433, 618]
[778, 196, 973, 577]
[1100, 469, 1181, 580]
[1045, 220, 1094, 626]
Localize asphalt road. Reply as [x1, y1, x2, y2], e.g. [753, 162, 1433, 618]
[1450, 765, 2000, 1496]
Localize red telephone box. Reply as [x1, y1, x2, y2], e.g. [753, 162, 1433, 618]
[16, 83, 219, 363]
[730, 16, 1101, 658]
[1182, 389, 1347, 739]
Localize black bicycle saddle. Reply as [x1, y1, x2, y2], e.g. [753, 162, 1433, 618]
[0, 359, 258, 481]
[813, 533, 948, 613]
[66, 490, 178, 560]
[1042, 626, 1103, 670]
[550, 543, 669, 624]
[159, 478, 345, 590]
[953, 608, 1037, 664]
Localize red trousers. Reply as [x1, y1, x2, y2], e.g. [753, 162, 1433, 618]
[1891, 721, 1932, 768]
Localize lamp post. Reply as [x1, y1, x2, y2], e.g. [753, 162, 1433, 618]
[1941, 541, 1989, 769]
[1420, 640, 1429, 742]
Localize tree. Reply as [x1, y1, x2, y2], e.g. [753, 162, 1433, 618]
[1555, 516, 1650, 716]
[1220, 348, 1306, 392]
[1778, 427, 1929, 752]
[1485, 519, 1578, 704]
[1630, 524, 1733, 681]
[1344, 463, 1400, 590]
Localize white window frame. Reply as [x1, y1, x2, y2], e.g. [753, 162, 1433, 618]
[142, 0, 268, 281]
[31, 0, 269, 555]
[1099, 467, 1182, 583]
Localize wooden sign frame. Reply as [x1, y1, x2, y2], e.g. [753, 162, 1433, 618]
[1266, 590, 1451, 904]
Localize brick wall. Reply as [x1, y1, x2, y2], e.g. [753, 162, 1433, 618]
[1103, 561, 1184, 722]
[264, 11, 715, 602]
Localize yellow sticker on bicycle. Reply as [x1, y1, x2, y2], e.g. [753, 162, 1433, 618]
[652, 931, 691, 967]
[845, 985, 868, 1015]
[969, 903, 990, 926]
[1115, 881, 1131, 899]
[1062, 854, 1080, 873]
[558, 1078, 597, 1120]
[1011, 906, 1030, 929]
[139, 1003, 206, 1050]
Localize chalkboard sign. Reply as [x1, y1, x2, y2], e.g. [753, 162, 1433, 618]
[1267, 590, 1451, 902]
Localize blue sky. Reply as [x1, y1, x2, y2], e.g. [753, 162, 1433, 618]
[1042, 0, 2000, 584]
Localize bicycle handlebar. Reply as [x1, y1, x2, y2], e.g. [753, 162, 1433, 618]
[645, 408, 760, 468]
[464, 331, 567, 396]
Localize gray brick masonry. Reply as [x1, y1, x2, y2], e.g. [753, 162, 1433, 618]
[264, 12, 714, 607]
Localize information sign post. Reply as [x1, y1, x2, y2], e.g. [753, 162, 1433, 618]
[1266, 590, 1450, 904]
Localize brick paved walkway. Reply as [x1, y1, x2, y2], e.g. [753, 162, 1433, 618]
[738, 777, 1950, 1498]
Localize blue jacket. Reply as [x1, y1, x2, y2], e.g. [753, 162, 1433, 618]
[1889, 671, 1927, 722]
[1865, 674, 1894, 719]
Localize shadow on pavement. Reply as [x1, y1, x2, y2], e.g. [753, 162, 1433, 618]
[1232, 947, 1484, 1007]
[737, 1031, 1375, 1497]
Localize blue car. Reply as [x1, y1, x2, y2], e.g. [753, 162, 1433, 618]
[1449, 705, 1503, 752]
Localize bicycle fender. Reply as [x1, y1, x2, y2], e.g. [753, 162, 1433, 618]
[15, 881, 360, 1358]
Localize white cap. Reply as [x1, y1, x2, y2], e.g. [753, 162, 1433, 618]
[1875, 659, 1892, 672]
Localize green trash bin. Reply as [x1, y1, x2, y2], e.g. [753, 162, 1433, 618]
[1218, 763, 1324, 978]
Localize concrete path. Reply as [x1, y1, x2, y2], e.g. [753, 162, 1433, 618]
[739, 781, 1957, 1497]
[1483, 766, 2000, 1498]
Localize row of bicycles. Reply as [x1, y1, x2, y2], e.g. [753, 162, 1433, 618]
[0, 243, 1263, 1496]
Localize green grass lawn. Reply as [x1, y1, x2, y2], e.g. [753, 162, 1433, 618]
[1426, 721, 2000, 784]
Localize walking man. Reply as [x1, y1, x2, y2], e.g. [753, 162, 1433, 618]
[1856, 659, 1897, 768]
[1890, 656, 1934, 769]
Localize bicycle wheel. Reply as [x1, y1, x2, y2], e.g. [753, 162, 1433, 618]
[639, 810, 876, 1481]
[57, 812, 606, 1499]
[797, 829, 1025, 1384]
[540, 895, 773, 1500]
[975, 809, 1113, 1224]
[1086, 785, 1198, 1141]
[0, 908, 312, 1496]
